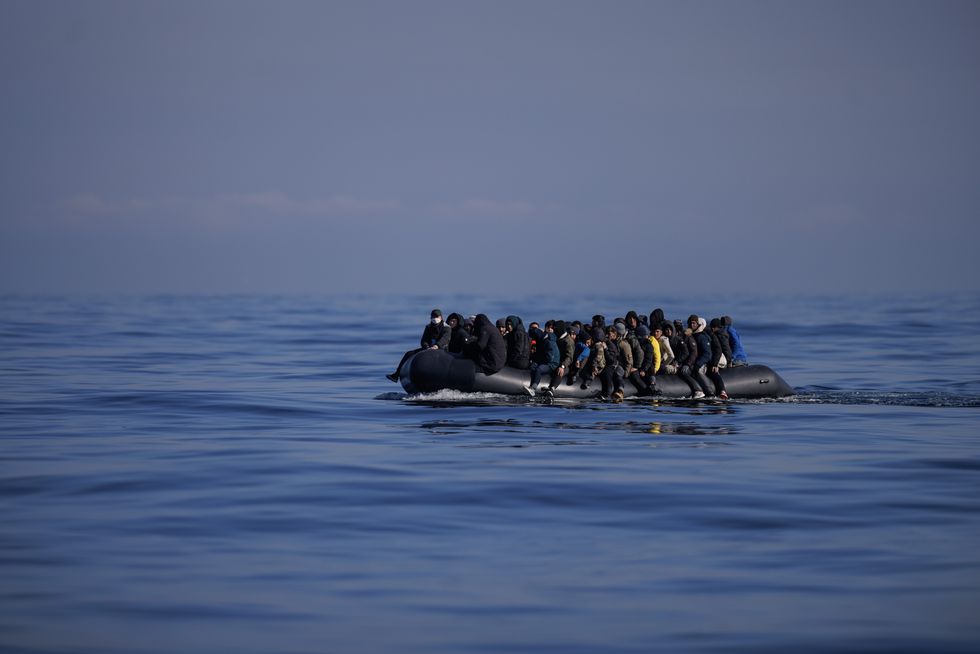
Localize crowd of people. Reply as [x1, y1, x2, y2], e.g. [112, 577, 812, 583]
[388, 308, 748, 402]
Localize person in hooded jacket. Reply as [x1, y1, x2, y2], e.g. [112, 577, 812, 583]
[622, 315, 645, 372]
[723, 315, 748, 366]
[649, 308, 665, 332]
[526, 324, 560, 396]
[546, 321, 576, 393]
[707, 318, 730, 399]
[527, 322, 543, 360]
[504, 315, 531, 370]
[671, 322, 703, 398]
[569, 327, 590, 386]
[688, 315, 717, 398]
[388, 309, 452, 382]
[601, 325, 627, 401]
[446, 312, 468, 354]
[710, 318, 733, 369]
[634, 323, 660, 395]
[466, 313, 507, 376]
[581, 327, 606, 391]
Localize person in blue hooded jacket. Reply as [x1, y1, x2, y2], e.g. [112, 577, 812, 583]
[526, 324, 559, 397]
[567, 326, 590, 386]
[723, 315, 748, 366]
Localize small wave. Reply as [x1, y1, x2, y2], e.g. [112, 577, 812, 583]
[375, 391, 408, 401]
[376, 389, 521, 404]
[406, 389, 521, 404]
[783, 390, 980, 408]
[84, 391, 327, 418]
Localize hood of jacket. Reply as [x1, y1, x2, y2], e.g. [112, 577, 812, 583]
[473, 313, 493, 334]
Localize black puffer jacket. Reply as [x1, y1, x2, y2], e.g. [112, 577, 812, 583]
[711, 320, 733, 366]
[468, 314, 507, 375]
[420, 320, 451, 350]
[447, 313, 468, 353]
[672, 331, 697, 369]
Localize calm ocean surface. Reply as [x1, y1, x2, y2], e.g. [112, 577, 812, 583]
[2, 292, 979, 654]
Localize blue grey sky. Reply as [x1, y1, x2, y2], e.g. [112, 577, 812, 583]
[2, 0, 978, 295]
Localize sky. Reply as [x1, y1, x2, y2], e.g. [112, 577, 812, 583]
[1, 0, 978, 295]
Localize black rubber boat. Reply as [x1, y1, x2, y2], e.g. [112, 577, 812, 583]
[398, 349, 793, 399]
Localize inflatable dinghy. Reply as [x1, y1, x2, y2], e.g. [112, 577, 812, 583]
[398, 349, 793, 399]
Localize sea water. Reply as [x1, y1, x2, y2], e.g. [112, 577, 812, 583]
[1, 292, 979, 653]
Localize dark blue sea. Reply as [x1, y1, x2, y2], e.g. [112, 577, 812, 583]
[2, 292, 979, 654]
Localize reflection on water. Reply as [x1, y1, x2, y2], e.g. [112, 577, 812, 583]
[392, 389, 980, 409]
[419, 418, 739, 438]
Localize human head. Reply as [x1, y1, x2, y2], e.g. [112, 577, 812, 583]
[626, 311, 639, 329]
[636, 323, 650, 339]
[430, 309, 443, 324]
[710, 318, 721, 330]
[606, 325, 618, 340]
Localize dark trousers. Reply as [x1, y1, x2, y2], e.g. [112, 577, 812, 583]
[529, 363, 554, 390]
[677, 366, 702, 395]
[627, 371, 651, 395]
[599, 366, 624, 395]
[692, 365, 713, 395]
[548, 365, 578, 389]
[706, 367, 727, 395]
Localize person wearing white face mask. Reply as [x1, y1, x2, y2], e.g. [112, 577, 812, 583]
[387, 309, 452, 382]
